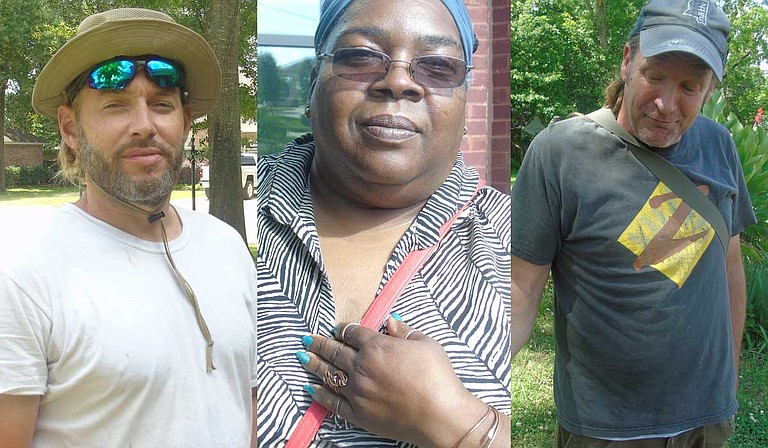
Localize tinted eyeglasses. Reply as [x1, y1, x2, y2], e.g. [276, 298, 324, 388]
[318, 47, 472, 89]
[67, 56, 185, 102]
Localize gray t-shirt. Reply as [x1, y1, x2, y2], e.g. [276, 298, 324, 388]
[510, 114, 756, 439]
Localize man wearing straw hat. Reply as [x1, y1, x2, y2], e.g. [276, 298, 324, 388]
[0, 9, 256, 447]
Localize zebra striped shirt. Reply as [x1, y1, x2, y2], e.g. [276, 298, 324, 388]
[256, 135, 511, 447]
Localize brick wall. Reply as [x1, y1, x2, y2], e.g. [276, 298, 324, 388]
[4, 144, 44, 166]
[463, 0, 511, 193]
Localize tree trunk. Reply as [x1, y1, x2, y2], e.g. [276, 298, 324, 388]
[596, 0, 608, 51]
[207, 0, 247, 243]
[0, 78, 7, 193]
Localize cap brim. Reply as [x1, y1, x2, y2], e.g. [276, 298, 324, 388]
[32, 19, 221, 119]
[640, 25, 723, 81]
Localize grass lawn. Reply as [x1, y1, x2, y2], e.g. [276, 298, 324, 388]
[0, 185, 205, 206]
[512, 285, 768, 447]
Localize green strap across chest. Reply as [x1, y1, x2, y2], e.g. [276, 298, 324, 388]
[586, 108, 730, 254]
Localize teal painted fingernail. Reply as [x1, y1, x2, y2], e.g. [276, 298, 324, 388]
[391, 312, 404, 322]
[301, 335, 314, 347]
[303, 383, 316, 395]
[295, 351, 310, 365]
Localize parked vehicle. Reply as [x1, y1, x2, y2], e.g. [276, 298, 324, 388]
[200, 154, 256, 200]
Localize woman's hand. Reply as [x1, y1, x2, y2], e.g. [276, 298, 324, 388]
[296, 315, 491, 448]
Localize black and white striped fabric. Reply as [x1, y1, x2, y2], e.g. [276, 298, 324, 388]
[256, 135, 511, 447]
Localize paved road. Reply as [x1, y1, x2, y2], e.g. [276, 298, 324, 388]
[0, 196, 256, 244]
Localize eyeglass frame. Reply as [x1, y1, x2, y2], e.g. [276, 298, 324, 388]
[317, 47, 474, 89]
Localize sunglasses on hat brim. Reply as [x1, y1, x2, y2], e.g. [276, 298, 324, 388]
[66, 55, 186, 103]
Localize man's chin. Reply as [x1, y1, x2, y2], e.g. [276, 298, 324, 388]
[107, 174, 175, 208]
[636, 129, 681, 149]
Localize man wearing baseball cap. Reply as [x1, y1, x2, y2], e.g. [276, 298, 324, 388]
[511, 1, 755, 446]
[0, 9, 256, 447]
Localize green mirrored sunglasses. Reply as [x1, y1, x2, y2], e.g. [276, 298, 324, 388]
[67, 56, 185, 103]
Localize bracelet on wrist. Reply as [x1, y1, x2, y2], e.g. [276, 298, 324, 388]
[481, 407, 501, 448]
[451, 405, 493, 448]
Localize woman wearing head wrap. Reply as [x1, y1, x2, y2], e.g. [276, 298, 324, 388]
[256, 1, 511, 446]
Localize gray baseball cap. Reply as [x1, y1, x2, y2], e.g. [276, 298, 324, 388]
[630, 0, 730, 81]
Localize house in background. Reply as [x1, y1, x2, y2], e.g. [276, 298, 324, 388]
[3, 127, 47, 167]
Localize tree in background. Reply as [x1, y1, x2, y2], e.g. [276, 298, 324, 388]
[207, 0, 248, 243]
[257, 52, 287, 107]
[0, 0, 49, 192]
[721, 0, 768, 129]
[511, 0, 645, 163]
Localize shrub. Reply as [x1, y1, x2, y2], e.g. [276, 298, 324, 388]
[702, 90, 768, 259]
[4, 164, 57, 187]
[744, 257, 768, 354]
[703, 90, 768, 352]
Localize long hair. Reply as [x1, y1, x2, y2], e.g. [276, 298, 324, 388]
[604, 35, 640, 115]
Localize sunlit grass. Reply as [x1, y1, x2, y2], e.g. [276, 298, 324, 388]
[0, 186, 203, 207]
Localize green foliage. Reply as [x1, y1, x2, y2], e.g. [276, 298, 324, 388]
[257, 52, 287, 106]
[257, 109, 307, 156]
[744, 257, 768, 355]
[511, 282, 556, 447]
[720, 1, 768, 127]
[4, 164, 57, 187]
[702, 90, 768, 259]
[729, 351, 768, 447]
[703, 90, 768, 358]
[511, 0, 645, 131]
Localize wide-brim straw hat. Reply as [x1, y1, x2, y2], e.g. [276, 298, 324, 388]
[32, 8, 221, 119]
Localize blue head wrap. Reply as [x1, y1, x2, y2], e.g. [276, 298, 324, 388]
[314, 0, 477, 66]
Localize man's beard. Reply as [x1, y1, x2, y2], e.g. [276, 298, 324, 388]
[78, 127, 184, 208]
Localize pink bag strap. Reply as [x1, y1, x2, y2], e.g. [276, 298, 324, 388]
[284, 181, 484, 448]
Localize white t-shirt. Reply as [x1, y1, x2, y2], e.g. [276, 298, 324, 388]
[0, 204, 257, 447]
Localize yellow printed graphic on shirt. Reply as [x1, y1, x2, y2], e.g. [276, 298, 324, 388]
[618, 182, 714, 287]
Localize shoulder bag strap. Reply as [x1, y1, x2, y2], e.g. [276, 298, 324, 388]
[587, 108, 729, 254]
[284, 181, 485, 448]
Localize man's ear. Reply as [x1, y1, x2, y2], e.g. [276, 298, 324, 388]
[703, 75, 718, 106]
[183, 104, 193, 136]
[620, 45, 631, 82]
[58, 104, 79, 152]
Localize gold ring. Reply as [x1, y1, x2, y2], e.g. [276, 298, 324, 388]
[323, 369, 349, 394]
[404, 329, 421, 340]
[340, 323, 360, 343]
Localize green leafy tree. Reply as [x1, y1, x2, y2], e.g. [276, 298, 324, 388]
[511, 0, 645, 162]
[721, 0, 768, 129]
[0, 0, 48, 191]
[257, 52, 287, 106]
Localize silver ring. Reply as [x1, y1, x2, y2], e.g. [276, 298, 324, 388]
[404, 329, 421, 340]
[334, 397, 343, 415]
[340, 323, 360, 343]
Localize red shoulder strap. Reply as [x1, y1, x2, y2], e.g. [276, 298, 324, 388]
[284, 181, 484, 448]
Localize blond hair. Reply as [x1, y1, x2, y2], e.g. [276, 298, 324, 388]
[54, 94, 84, 186]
